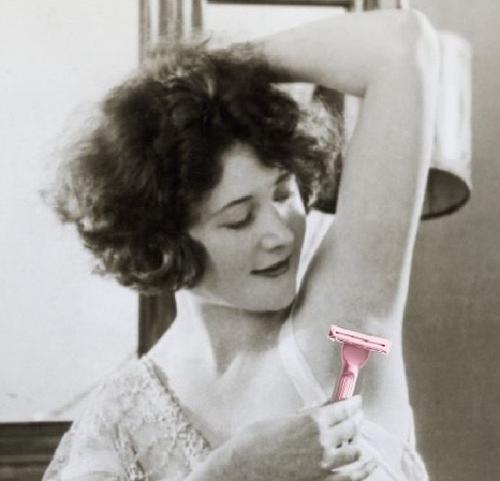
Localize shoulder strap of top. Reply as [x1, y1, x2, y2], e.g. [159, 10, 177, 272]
[277, 210, 333, 408]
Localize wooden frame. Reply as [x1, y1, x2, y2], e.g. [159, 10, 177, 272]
[207, 0, 353, 6]
[206, 1, 410, 9]
[0, 422, 70, 481]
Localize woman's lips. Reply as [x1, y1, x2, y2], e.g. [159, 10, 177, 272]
[251, 256, 291, 278]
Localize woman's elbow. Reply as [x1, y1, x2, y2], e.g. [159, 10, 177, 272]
[400, 10, 440, 73]
[368, 9, 439, 85]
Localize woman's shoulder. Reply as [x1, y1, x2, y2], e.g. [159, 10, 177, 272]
[43, 360, 150, 481]
[63, 359, 156, 440]
[76, 357, 193, 433]
[84, 360, 149, 411]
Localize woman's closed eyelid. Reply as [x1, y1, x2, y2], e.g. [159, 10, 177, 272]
[221, 179, 296, 229]
[224, 212, 254, 229]
[221, 204, 252, 225]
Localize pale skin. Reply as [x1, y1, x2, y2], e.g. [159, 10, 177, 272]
[149, 8, 440, 481]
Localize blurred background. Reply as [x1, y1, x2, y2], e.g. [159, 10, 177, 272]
[0, 1, 498, 480]
[406, 1, 499, 480]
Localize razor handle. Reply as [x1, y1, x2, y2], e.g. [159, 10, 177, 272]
[332, 343, 370, 402]
[333, 361, 359, 401]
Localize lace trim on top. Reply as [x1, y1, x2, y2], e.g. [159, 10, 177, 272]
[43, 358, 211, 481]
[140, 355, 212, 465]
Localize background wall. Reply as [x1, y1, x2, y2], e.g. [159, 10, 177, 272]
[0, 0, 139, 421]
[405, 2, 500, 480]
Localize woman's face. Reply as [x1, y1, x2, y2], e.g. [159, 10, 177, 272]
[188, 142, 306, 312]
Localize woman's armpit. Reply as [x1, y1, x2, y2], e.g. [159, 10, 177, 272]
[293, 210, 341, 325]
[289, 211, 344, 388]
[290, 210, 400, 387]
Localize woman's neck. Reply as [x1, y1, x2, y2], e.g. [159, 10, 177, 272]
[160, 289, 291, 377]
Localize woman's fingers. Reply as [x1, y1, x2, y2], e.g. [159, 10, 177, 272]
[316, 396, 362, 426]
[321, 411, 363, 449]
[320, 445, 361, 470]
[325, 460, 378, 481]
[311, 396, 367, 476]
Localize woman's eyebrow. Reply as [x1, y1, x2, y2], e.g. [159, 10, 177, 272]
[211, 195, 252, 218]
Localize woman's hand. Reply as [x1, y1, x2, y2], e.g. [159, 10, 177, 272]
[227, 395, 376, 481]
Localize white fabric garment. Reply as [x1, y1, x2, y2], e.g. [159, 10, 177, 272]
[43, 211, 429, 481]
[42, 353, 428, 481]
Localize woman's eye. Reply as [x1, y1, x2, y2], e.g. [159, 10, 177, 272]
[225, 214, 253, 230]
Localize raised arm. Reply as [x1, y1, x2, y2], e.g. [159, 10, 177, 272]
[256, 9, 440, 433]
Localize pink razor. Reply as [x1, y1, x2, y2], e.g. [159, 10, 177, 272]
[328, 325, 392, 401]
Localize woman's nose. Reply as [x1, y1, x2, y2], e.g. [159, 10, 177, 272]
[259, 204, 294, 250]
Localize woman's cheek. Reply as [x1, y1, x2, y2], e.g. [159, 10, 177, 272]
[214, 229, 256, 265]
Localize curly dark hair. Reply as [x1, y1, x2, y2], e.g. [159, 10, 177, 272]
[46, 41, 342, 294]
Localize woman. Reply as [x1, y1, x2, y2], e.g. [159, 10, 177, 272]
[44, 8, 439, 481]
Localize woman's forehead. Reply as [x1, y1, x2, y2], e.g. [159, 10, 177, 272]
[206, 142, 284, 216]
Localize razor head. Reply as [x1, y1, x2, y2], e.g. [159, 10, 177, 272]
[328, 324, 392, 355]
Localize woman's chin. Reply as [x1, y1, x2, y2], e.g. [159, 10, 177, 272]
[252, 273, 299, 311]
[248, 284, 297, 313]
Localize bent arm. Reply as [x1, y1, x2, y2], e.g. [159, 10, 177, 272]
[256, 9, 438, 96]
[255, 9, 440, 430]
